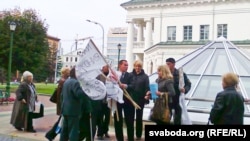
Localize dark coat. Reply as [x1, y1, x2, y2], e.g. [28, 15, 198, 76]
[61, 77, 87, 117]
[120, 71, 134, 104]
[56, 78, 66, 115]
[172, 68, 191, 104]
[10, 82, 37, 129]
[131, 69, 150, 106]
[209, 86, 245, 125]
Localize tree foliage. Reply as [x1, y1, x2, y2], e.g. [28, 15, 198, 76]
[0, 8, 49, 82]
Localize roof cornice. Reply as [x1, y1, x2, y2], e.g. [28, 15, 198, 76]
[121, 0, 240, 10]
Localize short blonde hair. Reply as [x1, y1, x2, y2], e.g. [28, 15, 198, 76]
[22, 71, 33, 81]
[133, 60, 143, 68]
[61, 67, 70, 77]
[222, 72, 239, 87]
[157, 65, 173, 79]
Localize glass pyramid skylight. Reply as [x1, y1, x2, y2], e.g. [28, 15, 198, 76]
[176, 37, 250, 114]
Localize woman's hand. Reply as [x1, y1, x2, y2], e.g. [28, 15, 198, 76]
[156, 91, 162, 96]
[22, 99, 26, 104]
[144, 91, 151, 100]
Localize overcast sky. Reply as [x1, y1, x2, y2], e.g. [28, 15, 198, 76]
[0, 0, 129, 54]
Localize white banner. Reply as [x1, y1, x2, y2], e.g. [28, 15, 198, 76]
[76, 39, 107, 100]
[178, 67, 192, 125]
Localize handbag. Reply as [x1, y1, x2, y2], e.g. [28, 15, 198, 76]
[50, 88, 57, 103]
[45, 115, 62, 140]
[33, 102, 44, 119]
[149, 93, 171, 123]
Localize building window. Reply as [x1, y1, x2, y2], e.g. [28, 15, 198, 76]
[167, 26, 176, 41]
[66, 57, 68, 62]
[217, 24, 227, 38]
[200, 25, 209, 40]
[183, 26, 192, 41]
[70, 57, 73, 62]
[75, 57, 77, 62]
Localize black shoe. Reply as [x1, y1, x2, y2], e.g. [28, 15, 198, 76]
[104, 133, 110, 138]
[27, 129, 36, 133]
[15, 127, 23, 131]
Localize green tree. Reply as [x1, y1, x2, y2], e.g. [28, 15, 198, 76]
[0, 8, 49, 82]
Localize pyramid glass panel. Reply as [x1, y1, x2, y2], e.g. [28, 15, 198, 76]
[175, 37, 250, 117]
[204, 49, 233, 75]
[182, 49, 213, 74]
[230, 50, 250, 76]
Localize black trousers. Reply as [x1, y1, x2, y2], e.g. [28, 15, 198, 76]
[60, 116, 80, 141]
[97, 103, 110, 136]
[27, 112, 34, 131]
[79, 113, 92, 141]
[114, 102, 135, 141]
[169, 103, 182, 125]
[135, 104, 144, 138]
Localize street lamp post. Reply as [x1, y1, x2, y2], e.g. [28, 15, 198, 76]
[86, 19, 104, 54]
[117, 43, 121, 70]
[6, 22, 16, 96]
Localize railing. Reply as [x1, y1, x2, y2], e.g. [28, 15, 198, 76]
[185, 97, 250, 117]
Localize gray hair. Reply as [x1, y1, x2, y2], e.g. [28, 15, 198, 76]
[22, 71, 33, 81]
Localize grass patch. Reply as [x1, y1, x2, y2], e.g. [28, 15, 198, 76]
[0, 83, 57, 95]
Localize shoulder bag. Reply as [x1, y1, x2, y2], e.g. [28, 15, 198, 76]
[50, 88, 57, 103]
[149, 93, 171, 123]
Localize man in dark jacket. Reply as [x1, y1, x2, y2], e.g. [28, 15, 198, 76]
[166, 57, 191, 125]
[114, 60, 135, 141]
[60, 67, 89, 141]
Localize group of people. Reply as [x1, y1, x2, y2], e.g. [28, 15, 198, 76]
[9, 56, 246, 141]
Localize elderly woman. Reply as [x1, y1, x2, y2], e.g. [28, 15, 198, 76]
[209, 72, 245, 125]
[10, 71, 37, 132]
[56, 67, 70, 115]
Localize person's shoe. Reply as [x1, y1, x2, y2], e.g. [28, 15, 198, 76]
[27, 129, 36, 133]
[104, 133, 110, 138]
[15, 127, 23, 131]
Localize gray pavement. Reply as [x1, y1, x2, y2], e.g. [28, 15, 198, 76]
[0, 94, 150, 141]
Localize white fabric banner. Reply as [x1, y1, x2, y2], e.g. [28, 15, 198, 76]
[178, 67, 192, 125]
[76, 39, 107, 100]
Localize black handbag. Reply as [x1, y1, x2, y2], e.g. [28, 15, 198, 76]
[33, 103, 44, 119]
[45, 115, 62, 140]
[50, 88, 57, 103]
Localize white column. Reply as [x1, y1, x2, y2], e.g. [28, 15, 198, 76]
[126, 20, 134, 72]
[137, 22, 144, 42]
[144, 18, 153, 50]
[135, 53, 143, 61]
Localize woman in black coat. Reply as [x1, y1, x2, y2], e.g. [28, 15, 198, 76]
[131, 60, 150, 140]
[209, 72, 244, 125]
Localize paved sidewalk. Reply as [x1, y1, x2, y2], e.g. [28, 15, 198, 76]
[0, 94, 150, 141]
